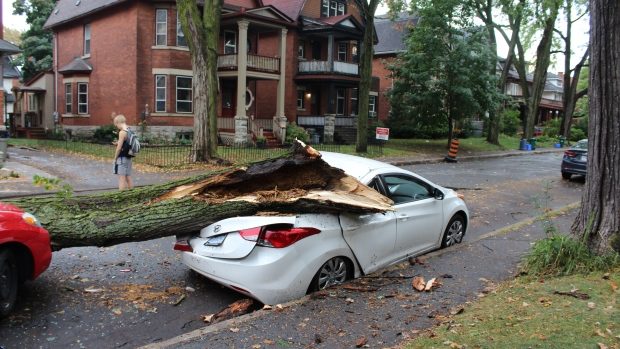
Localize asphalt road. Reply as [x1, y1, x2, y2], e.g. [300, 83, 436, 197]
[0, 152, 584, 349]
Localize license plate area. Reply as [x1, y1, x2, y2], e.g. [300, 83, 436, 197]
[205, 234, 227, 246]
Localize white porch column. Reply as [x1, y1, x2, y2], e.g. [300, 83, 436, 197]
[234, 20, 250, 144]
[275, 28, 287, 118]
[327, 34, 334, 71]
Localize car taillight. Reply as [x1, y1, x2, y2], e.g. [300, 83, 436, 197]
[564, 150, 577, 158]
[258, 226, 321, 248]
[173, 240, 193, 252]
[239, 227, 262, 242]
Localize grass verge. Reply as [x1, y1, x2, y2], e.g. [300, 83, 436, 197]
[405, 268, 620, 349]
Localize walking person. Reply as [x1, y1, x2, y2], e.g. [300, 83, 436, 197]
[113, 114, 134, 190]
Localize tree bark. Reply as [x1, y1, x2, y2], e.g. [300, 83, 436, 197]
[571, 0, 620, 254]
[356, 0, 380, 153]
[177, 0, 220, 161]
[8, 143, 392, 250]
[524, 2, 560, 139]
[561, 48, 589, 137]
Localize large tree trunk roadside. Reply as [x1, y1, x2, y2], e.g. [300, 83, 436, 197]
[524, 3, 560, 139]
[356, 0, 380, 153]
[571, 0, 620, 254]
[8, 143, 392, 250]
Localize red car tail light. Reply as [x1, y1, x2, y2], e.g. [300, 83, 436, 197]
[258, 226, 321, 248]
[173, 240, 193, 252]
[239, 227, 262, 242]
[564, 150, 577, 158]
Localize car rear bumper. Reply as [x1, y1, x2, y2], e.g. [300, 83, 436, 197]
[181, 236, 356, 305]
[561, 160, 587, 175]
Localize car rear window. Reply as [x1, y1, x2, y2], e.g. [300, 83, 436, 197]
[574, 140, 588, 149]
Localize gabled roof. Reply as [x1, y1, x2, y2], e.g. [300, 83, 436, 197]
[3, 56, 21, 79]
[44, 0, 130, 29]
[59, 57, 93, 74]
[261, 0, 306, 21]
[299, 14, 364, 34]
[374, 14, 417, 55]
[0, 39, 21, 54]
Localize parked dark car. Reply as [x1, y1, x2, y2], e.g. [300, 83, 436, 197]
[561, 139, 588, 180]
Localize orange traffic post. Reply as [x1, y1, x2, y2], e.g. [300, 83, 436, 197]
[444, 138, 460, 163]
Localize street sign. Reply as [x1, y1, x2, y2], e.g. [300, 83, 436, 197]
[375, 127, 390, 140]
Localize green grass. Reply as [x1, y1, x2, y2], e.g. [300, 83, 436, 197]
[406, 268, 620, 349]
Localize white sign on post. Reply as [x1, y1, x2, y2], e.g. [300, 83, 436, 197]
[375, 127, 390, 141]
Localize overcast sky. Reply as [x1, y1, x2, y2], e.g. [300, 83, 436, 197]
[3, 0, 588, 72]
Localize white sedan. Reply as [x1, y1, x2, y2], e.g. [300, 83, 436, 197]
[174, 152, 468, 305]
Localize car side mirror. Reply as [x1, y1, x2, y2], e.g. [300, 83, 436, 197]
[433, 188, 444, 200]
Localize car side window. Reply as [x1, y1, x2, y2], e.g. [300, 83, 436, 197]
[381, 174, 432, 204]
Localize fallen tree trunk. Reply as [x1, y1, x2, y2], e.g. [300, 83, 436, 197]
[8, 142, 392, 249]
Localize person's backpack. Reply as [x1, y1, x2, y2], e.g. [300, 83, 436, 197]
[126, 129, 141, 157]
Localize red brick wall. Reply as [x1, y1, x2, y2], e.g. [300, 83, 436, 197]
[372, 54, 396, 121]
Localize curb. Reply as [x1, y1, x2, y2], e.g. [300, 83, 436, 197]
[140, 201, 581, 349]
[385, 148, 564, 166]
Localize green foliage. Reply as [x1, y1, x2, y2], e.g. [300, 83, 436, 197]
[13, 0, 55, 80]
[285, 123, 309, 144]
[542, 117, 561, 137]
[573, 116, 588, 136]
[523, 234, 620, 277]
[32, 174, 73, 198]
[569, 127, 586, 141]
[92, 125, 117, 142]
[388, 0, 502, 140]
[499, 108, 521, 136]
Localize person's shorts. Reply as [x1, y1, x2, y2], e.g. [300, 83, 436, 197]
[115, 157, 133, 176]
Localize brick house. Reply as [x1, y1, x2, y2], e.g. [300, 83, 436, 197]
[43, 0, 379, 144]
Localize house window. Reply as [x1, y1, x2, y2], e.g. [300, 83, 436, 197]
[351, 43, 358, 62]
[369, 95, 377, 117]
[155, 9, 167, 46]
[65, 83, 72, 114]
[337, 43, 347, 61]
[322, 0, 346, 17]
[336, 88, 345, 115]
[224, 31, 237, 54]
[176, 11, 187, 47]
[298, 40, 305, 59]
[28, 94, 38, 112]
[351, 88, 358, 115]
[176, 76, 193, 113]
[155, 75, 167, 112]
[297, 89, 306, 110]
[84, 24, 91, 55]
[78, 83, 88, 114]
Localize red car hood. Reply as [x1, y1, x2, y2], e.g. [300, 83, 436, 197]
[0, 202, 24, 213]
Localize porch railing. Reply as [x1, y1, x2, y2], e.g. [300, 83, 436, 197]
[217, 54, 280, 73]
[297, 116, 358, 127]
[217, 117, 235, 130]
[298, 60, 359, 75]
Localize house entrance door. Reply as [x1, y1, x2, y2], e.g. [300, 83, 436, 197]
[221, 83, 236, 118]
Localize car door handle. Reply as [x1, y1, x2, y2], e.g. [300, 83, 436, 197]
[398, 213, 409, 221]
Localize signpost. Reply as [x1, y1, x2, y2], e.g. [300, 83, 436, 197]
[375, 127, 390, 141]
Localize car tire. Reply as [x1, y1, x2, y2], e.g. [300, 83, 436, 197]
[441, 214, 466, 248]
[0, 249, 19, 318]
[561, 172, 572, 180]
[308, 256, 350, 292]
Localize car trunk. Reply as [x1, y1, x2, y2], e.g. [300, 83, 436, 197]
[189, 216, 296, 259]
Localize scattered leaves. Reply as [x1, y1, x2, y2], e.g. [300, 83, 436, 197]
[412, 276, 426, 291]
[355, 336, 368, 347]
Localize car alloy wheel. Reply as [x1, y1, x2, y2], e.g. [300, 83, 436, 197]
[0, 249, 19, 318]
[316, 257, 348, 290]
[442, 215, 465, 248]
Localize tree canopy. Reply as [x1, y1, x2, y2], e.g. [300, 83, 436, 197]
[12, 0, 55, 81]
[388, 0, 502, 142]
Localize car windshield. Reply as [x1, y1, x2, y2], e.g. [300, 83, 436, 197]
[574, 139, 588, 150]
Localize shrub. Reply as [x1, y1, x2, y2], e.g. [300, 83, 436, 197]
[285, 122, 309, 143]
[500, 108, 521, 136]
[569, 127, 586, 141]
[542, 118, 561, 137]
[92, 124, 117, 142]
[523, 234, 620, 277]
[574, 116, 588, 137]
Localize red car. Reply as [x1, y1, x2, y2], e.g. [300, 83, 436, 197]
[0, 203, 52, 318]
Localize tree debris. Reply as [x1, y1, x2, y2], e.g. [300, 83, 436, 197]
[552, 290, 590, 300]
[8, 141, 392, 249]
[203, 299, 254, 324]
